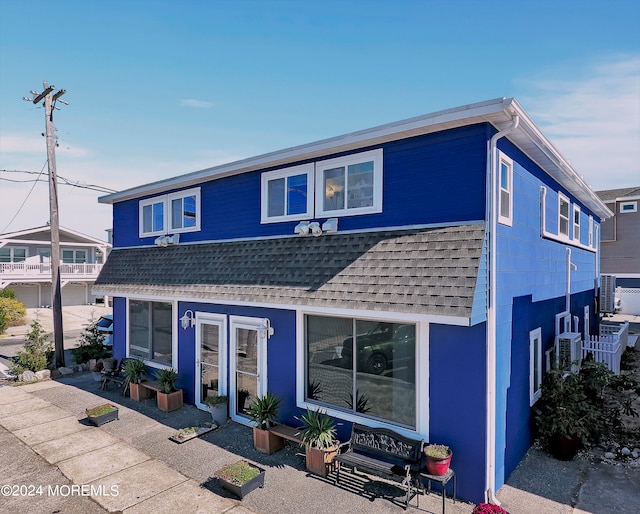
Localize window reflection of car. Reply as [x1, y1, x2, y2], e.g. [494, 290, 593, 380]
[341, 323, 415, 375]
[93, 314, 113, 348]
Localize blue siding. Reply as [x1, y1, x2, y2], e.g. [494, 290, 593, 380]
[430, 322, 487, 504]
[112, 124, 489, 248]
[112, 297, 127, 362]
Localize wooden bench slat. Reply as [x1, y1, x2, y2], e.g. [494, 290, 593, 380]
[268, 424, 303, 444]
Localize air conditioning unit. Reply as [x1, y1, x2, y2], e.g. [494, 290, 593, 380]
[600, 274, 616, 313]
[555, 332, 582, 374]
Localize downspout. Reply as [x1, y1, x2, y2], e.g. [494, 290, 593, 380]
[485, 110, 519, 505]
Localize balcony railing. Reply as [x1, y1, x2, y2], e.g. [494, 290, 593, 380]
[0, 262, 103, 280]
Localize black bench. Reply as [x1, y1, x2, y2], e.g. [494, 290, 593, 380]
[334, 423, 424, 509]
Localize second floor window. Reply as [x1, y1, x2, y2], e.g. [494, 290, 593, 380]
[261, 164, 314, 223]
[573, 205, 581, 241]
[62, 250, 86, 263]
[0, 247, 26, 262]
[498, 152, 513, 226]
[139, 188, 201, 237]
[558, 193, 570, 237]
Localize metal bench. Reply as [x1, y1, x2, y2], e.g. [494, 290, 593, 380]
[334, 423, 424, 510]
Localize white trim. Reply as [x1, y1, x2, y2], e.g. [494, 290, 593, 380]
[588, 216, 594, 247]
[168, 187, 201, 233]
[558, 192, 570, 238]
[125, 298, 177, 370]
[139, 188, 201, 237]
[195, 312, 228, 409]
[573, 204, 581, 242]
[295, 310, 428, 440]
[620, 201, 637, 213]
[497, 151, 513, 226]
[139, 197, 166, 237]
[314, 148, 383, 218]
[529, 328, 542, 406]
[260, 163, 314, 223]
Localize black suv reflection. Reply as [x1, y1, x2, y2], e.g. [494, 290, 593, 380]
[341, 323, 415, 375]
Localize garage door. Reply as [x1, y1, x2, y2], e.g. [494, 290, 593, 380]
[62, 283, 87, 306]
[12, 284, 40, 308]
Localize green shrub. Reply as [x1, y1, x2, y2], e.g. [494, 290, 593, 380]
[71, 318, 109, 364]
[0, 287, 17, 299]
[0, 297, 27, 327]
[0, 308, 7, 334]
[10, 318, 53, 374]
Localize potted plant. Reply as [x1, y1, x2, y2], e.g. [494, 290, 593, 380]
[423, 444, 453, 476]
[535, 367, 592, 460]
[155, 367, 183, 412]
[472, 504, 510, 514]
[214, 460, 265, 499]
[204, 394, 228, 426]
[296, 408, 339, 477]
[123, 358, 151, 401]
[247, 392, 284, 454]
[86, 403, 119, 426]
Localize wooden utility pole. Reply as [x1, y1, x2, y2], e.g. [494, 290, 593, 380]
[23, 81, 68, 368]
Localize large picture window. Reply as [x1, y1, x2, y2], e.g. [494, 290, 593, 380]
[305, 314, 416, 428]
[129, 300, 173, 365]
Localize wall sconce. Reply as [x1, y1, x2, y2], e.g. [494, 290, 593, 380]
[180, 309, 195, 329]
[258, 318, 274, 339]
[294, 221, 310, 236]
[309, 222, 322, 237]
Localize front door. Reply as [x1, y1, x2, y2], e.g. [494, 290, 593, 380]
[230, 316, 268, 425]
[195, 313, 227, 408]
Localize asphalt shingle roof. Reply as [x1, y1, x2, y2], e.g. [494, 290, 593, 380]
[94, 223, 486, 318]
[595, 187, 640, 202]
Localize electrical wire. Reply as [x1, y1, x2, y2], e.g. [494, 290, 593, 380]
[1, 161, 48, 233]
[0, 169, 117, 194]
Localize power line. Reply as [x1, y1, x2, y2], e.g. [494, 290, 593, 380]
[0, 168, 117, 193]
[1, 160, 48, 233]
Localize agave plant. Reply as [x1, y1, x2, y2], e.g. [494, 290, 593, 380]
[296, 408, 337, 450]
[247, 391, 282, 430]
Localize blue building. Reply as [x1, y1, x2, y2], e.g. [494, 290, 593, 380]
[94, 98, 612, 503]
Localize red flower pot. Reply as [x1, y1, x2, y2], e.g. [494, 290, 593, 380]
[425, 450, 452, 476]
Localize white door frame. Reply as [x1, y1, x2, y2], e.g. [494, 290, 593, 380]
[229, 315, 269, 425]
[195, 312, 227, 409]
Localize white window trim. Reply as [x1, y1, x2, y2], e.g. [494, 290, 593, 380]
[620, 201, 637, 213]
[295, 309, 428, 440]
[497, 151, 513, 227]
[315, 148, 383, 218]
[588, 216, 594, 247]
[139, 188, 201, 237]
[168, 187, 201, 233]
[260, 164, 314, 224]
[529, 327, 542, 406]
[0, 246, 27, 261]
[558, 192, 570, 239]
[126, 298, 177, 370]
[573, 204, 581, 242]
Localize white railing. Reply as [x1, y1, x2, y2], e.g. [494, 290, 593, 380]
[0, 262, 103, 279]
[582, 321, 629, 374]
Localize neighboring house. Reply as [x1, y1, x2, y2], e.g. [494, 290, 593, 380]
[94, 98, 611, 503]
[0, 226, 111, 307]
[596, 187, 640, 315]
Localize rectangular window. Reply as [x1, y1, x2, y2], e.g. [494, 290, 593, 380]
[558, 193, 570, 237]
[588, 216, 594, 247]
[305, 314, 416, 428]
[498, 153, 513, 226]
[530, 327, 542, 406]
[139, 188, 201, 237]
[0, 247, 27, 262]
[62, 250, 87, 264]
[573, 205, 581, 241]
[128, 300, 173, 365]
[315, 149, 383, 218]
[620, 201, 637, 213]
[261, 164, 314, 223]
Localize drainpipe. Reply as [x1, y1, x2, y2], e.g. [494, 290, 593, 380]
[485, 110, 519, 505]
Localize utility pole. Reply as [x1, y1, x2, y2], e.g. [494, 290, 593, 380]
[23, 81, 68, 368]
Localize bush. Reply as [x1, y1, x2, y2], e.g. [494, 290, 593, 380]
[0, 297, 27, 328]
[0, 308, 7, 334]
[10, 318, 53, 375]
[71, 318, 109, 364]
[0, 287, 17, 299]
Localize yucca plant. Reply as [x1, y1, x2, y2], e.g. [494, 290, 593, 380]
[155, 367, 179, 393]
[296, 408, 337, 450]
[247, 391, 282, 430]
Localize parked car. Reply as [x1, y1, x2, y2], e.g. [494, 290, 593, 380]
[93, 314, 113, 347]
[341, 323, 415, 375]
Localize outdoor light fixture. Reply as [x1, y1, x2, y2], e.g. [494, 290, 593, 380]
[258, 318, 274, 339]
[294, 221, 310, 236]
[322, 218, 338, 233]
[309, 222, 322, 237]
[180, 310, 195, 329]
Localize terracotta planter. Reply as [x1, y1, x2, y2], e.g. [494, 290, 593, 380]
[157, 389, 183, 412]
[253, 427, 285, 454]
[129, 383, 154, 402]
[305, 445, 338, 477]
[424, 451, 452, 476]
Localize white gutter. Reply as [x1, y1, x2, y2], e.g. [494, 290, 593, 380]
[485, 111, 520, 505]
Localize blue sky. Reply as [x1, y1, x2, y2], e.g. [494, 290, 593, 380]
[1, 0, 639, 240]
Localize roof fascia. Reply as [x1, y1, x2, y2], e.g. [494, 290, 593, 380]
[0, 226, 111, 247]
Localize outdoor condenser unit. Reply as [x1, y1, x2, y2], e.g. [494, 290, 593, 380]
[555, 332, 582, 374]
[600, 274, 617, 313]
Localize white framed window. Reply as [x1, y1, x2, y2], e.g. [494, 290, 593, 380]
[588, 216, 594, 247]
[128, 299, 174, 366]
[573, 204, 581, 241]
[62, 249, 87, 263]
[261, 164, 314, 223]
[139, 188, 201, 237]
[558, 193, 570, 237]
[529, 327, 542, 406]
[498, 152, 513, 226]
[168, 188, 200, 233]
[315, 149, 383, 218]
[0, 247, 27, 262]
[620, 201, 637, 213]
